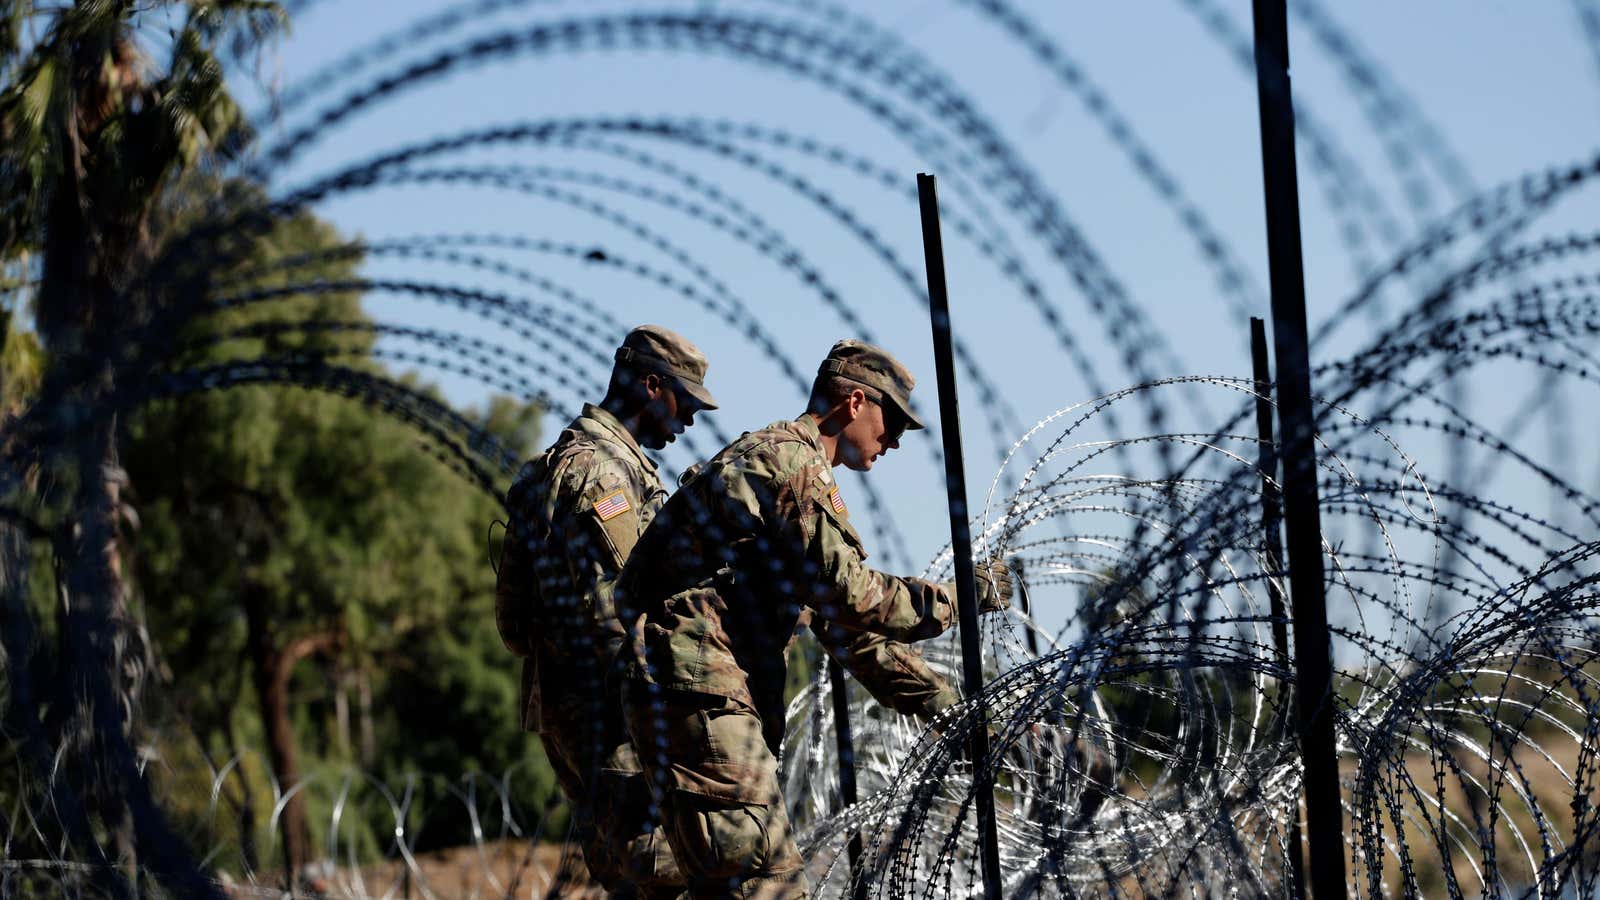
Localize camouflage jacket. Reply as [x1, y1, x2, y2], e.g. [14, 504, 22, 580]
[618, 415, 960, 752]
[496, 404, 668, 732]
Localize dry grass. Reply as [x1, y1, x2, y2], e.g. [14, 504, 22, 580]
[240, 839, 600, 899]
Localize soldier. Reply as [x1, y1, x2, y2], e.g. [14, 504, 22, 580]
[495, 324, 718, 898]
[616, 339, 1015, 897]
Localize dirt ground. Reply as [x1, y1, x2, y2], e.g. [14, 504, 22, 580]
[238, 839, 600, 899]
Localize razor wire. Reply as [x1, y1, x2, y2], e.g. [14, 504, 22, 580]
[6, 2, 1600, 898]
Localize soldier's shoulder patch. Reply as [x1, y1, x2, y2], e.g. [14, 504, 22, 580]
[592, 489, 632, 522]
[828, 486, 847, 516]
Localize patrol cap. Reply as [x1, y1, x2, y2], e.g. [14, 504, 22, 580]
[818, 340, 926, 430]
[614, 325, 719, 410]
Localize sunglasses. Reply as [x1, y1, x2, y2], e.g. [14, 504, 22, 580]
[876, 400, 910, 443]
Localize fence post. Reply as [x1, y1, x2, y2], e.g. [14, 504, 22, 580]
[827, 653, 866, 898]
[1012, 557, 1041, 659]
[1251, 316, 1307, 900]
[916, 172, 1003, 900]
[1249, 4, 1349, 897]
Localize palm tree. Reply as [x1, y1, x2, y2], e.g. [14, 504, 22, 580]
[3, 1, 280, 340]
[1, 1, 283, 891]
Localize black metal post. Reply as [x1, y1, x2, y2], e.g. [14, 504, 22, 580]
[827, 654, 866, 897]
[916, 172, 1003, 900]
[1250, 317, 1306, 900]
[1249, 5, 1348, 898]
[1012, 557, 1041, 658]
[1250, 318, 1293, 677]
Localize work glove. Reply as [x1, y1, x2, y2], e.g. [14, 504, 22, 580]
[974, 558, 1015, 613]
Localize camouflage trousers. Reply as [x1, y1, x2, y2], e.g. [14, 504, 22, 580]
[541, 701, 684, 898]
[623, 685, 809, 899]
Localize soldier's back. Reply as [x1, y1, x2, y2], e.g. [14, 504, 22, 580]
[498, 405, 665, 679]
[623, 419, 820, 597]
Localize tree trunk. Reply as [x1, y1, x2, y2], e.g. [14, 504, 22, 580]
[59, 413, 142, 894]
[35, 22, 184, 893]
[243, 587, 306, 886]
[62, 413, 145, 735]
[43, 76, 143, 885]
[334, 667, 351, 759]
[223, 717, 259, 873]
[358, 670, 375, 766]
[242, 588, 339, 888]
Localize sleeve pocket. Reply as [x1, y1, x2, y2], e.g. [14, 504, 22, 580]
[813, 496, 867, 559]
[592, 504, 642, 566]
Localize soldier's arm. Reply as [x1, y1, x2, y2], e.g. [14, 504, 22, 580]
[494, 465, 545, 657]
[493, 518, 538, 657]
[553, 455, 647, 661]
[812, 620, 959, 720]
[801, 488, 958, 643]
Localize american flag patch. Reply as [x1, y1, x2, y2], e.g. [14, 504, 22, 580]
[592, 489, 632, 522]
[828, 487, 846, 516]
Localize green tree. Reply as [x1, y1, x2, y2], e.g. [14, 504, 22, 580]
[2, 7, 565, 880]
[0, 308, 42, 415]
[0, 2, 286, 781]
[123, 189, 552, 878]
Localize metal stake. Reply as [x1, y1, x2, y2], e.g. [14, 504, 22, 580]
[1251, 317, 1306, 900]
[916, 172, 1003, 900]
[1012, 557, 1041, 658]
[827, 653, 866, 899]
[1249, 4, 1348, 897]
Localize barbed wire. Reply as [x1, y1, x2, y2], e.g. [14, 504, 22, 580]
[5, 2, 1600, 898]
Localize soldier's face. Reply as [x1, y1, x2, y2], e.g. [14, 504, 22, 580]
[837, 396, 903, 471]
[639, 376, 698, 450]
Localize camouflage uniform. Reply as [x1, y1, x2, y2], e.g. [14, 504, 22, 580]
[618, 384, 970, 897]
[496, 325, 717, 897]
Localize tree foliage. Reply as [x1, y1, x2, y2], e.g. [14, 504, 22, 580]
[0, 308, 42, 414]
[0, 0, 283, 321]
[2, 2, 566, 878]
[121, 191, 559, 870]
[1, 12, 294, 886]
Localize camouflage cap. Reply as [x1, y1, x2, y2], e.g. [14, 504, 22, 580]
[615, 325, 719, 409]
[818, 340, 926, 430]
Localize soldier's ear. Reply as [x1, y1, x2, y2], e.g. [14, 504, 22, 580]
[847, 388, 869, 420]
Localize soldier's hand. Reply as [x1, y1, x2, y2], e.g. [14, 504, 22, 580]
[974, 558, 1014, 614]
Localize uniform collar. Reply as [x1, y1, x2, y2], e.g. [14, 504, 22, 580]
[578, 403, 658, 474]
[791, 413, 826, 454]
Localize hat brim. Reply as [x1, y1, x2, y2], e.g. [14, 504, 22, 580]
[883, 393, 926, 430]
[677, 378, 719, 411]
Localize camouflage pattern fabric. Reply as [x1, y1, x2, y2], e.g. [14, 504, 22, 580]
[495, 403, 680, 895]
[618, 414, 962, 895]
[623, 688, 809, 897]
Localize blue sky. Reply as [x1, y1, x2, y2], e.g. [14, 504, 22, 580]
[228, 0, 1600, 639]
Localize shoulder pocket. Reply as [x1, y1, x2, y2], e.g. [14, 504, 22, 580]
[813, 492, 867, 559]
[589, 487, 643, 565]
